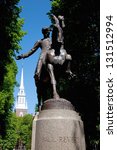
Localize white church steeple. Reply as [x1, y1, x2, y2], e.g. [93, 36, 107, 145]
[15, 67, 28, 117]
[20, 67, 24, 90]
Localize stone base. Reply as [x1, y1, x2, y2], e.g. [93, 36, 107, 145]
[31, 99, 86, 150]
[41, 98, 75, 110]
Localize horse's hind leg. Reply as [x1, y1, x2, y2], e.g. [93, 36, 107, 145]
[47, 63, 60, 99]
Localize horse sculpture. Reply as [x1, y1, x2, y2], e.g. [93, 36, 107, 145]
[46, 15, 74, 100]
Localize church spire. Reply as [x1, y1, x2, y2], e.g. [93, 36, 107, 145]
[15, 66, 28, 117]
[20, 67, 24, 90]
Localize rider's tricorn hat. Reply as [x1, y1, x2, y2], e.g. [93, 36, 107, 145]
[42, 27, 51, 34]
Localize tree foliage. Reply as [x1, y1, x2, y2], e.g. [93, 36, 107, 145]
[49, 0, 100, 149]
[0, 113, 19, 149]
[0, 113, 33, 150]
[18, 114, 33, 149]
[0, 0, 26, 137]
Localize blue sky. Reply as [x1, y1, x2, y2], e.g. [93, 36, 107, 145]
[14, 0, 51, 114]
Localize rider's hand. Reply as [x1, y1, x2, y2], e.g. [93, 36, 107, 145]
[16, 54, 23, 60]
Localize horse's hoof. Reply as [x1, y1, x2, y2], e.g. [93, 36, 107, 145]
[66, 70, 76, 80]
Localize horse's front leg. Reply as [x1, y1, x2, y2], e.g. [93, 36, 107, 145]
[66, 54, 76, 79]
[47, 63, 60, 99]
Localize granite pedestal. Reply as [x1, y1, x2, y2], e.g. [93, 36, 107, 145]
[31, 98, 86, 150]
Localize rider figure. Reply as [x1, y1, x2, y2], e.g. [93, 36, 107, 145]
[16, 27, 52, 82]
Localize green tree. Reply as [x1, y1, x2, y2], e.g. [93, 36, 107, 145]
[0, 113, 19, 149]
[0, 0, 26, 137]
[19, 114, 33, 149]
[0, 113, 33, 150]
[49, 0, 100, 149]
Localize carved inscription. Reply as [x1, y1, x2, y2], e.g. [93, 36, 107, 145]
[41, 136, 79, 144]
[42, 136, 57, 142]
[59, 137, 79, 143]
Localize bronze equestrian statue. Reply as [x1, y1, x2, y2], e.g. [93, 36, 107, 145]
[16, 15, 75, 109]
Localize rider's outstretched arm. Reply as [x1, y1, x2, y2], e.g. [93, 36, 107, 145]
[16, 40, 41, 59]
